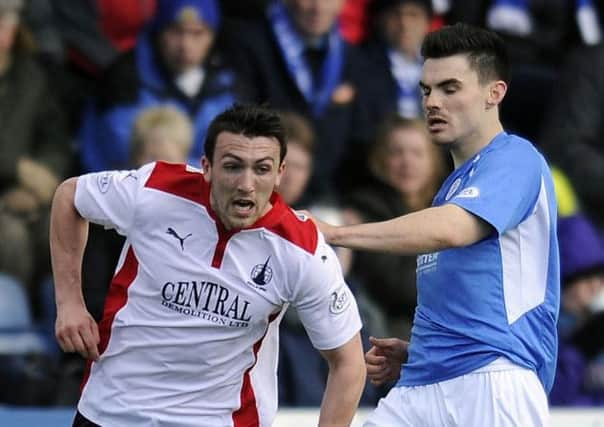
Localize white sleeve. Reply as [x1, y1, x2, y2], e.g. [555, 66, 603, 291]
[291, 235, 362, 351]
[74, 163, 156, 235]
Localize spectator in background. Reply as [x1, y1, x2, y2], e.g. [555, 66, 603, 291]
[540, 44, 604, 230]
[130, 104, 194, 165]
[348, 0, 433, 189]
[550, 213, 604, 406]
[78, 0, 245, 173]
[51, 0, 157, 132]
[344, 115, 448, 340]
[276, 111, 315, 207]
[0, 0, 71, 297]
[359, 0, 433, 124]
[225, 0, 367, 201]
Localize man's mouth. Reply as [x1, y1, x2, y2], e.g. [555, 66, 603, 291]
[232, 199, 255, 215]
[427, 117, 448, 132]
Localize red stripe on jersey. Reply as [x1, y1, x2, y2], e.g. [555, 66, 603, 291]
[233, 312, 281, 427]
[145, 162, 210, 206]
[145, 162, 318, 263]
[212, 230, 234, 268]
[261, 196, 318, 255]
[80, 246, 139, 392]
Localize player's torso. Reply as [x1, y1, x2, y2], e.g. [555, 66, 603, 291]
[82, 187, 299, 425]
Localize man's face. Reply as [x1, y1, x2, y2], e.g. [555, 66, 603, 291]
[158, 20, 214, 73]
[420, 54, 491, 146]
[382, 3, 430, 56]
[284, 0, 344, 38]
[202, 132, 285, 230]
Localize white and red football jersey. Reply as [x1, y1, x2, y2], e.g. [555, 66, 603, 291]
[73, 162, 362, 427]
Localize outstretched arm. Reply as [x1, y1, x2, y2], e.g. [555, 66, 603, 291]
[318, 204, 493, 254]
[50, 177, 100, 360]
[318, 333, 366, 427]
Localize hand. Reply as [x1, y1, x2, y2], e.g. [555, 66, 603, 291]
[365, 336, 409, 386]
[298, 209, 338, 244]
[17, 157, 60, 204]
[55, 302, 101, 361]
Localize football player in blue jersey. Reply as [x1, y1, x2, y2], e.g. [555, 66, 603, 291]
[315, 23, 560, 427]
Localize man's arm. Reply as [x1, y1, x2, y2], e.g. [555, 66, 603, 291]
[318, 333, 366, 427]
[323, 204, 493, 254]
[50, 177, 100, 360]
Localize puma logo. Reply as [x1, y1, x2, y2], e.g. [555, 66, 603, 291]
[166, 227, 192, 251]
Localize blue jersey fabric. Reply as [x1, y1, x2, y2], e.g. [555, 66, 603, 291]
[397, 132, 560, 392]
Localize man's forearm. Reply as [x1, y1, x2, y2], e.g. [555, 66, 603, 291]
[318, 334, 366, 427]
[328, 204, 491, 254]
[50, 178, 89, 307]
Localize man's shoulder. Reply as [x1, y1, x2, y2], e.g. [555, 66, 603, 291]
[143, 162, 209, 205]
[265, 201, 319, 255]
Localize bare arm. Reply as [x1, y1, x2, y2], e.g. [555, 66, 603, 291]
[322, 204, 493, 254]
[317, 333, 366, 427]
[50, 177, 100, 360]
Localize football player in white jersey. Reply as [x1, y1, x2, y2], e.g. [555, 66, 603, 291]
[313, 23, 560, 427]
[50, 103, 365, 426]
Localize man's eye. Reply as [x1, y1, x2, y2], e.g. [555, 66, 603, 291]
[224, 164, 240, 171]
[256, 165, 271, 174]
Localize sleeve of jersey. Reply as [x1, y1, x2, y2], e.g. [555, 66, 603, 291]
[74, 163, 155, 235]
[290, 236, 362, 351]
[447, 147, 543, 235]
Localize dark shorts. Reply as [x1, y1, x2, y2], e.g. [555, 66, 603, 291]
[73, 411, 101, 427]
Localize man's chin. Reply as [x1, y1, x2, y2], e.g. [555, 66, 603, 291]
[227, 214, 257, 230]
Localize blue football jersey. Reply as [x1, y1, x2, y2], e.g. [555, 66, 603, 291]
[398, 132, 560, 392]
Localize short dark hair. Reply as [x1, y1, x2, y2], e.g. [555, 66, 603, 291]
[421, 23, 510, 85]
[204, 104, 287, 164]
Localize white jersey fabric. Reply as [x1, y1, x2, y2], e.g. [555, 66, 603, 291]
[74, 161, 362, 427]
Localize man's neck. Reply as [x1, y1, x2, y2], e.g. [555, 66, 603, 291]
[450, 119, 504, 169]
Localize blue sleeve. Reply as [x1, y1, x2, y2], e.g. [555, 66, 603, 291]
[449, 145, 543, 235]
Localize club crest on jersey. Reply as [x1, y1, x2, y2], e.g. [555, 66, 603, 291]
[330, 286, 351, 315]
[97, 172, 112, 193]
[248, 257, 273, 290]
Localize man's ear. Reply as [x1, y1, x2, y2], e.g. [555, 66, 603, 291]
[275, 161, 286, 188]
[201, 156, 211, 182]
[486, 80, 507, 109]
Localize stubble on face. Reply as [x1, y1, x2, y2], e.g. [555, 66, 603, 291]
[202, 132, 284, 230]
[421, 55, 488, 148]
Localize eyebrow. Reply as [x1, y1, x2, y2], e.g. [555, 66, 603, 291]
[419, 78, 462, 90]
[221, 153, 275, 163]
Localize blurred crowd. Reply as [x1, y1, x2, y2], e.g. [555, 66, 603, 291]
[1, 0, 604, 409]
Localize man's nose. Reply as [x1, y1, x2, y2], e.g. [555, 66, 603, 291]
[423, 90, 442, 111]
[237, 169, 255, 192]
